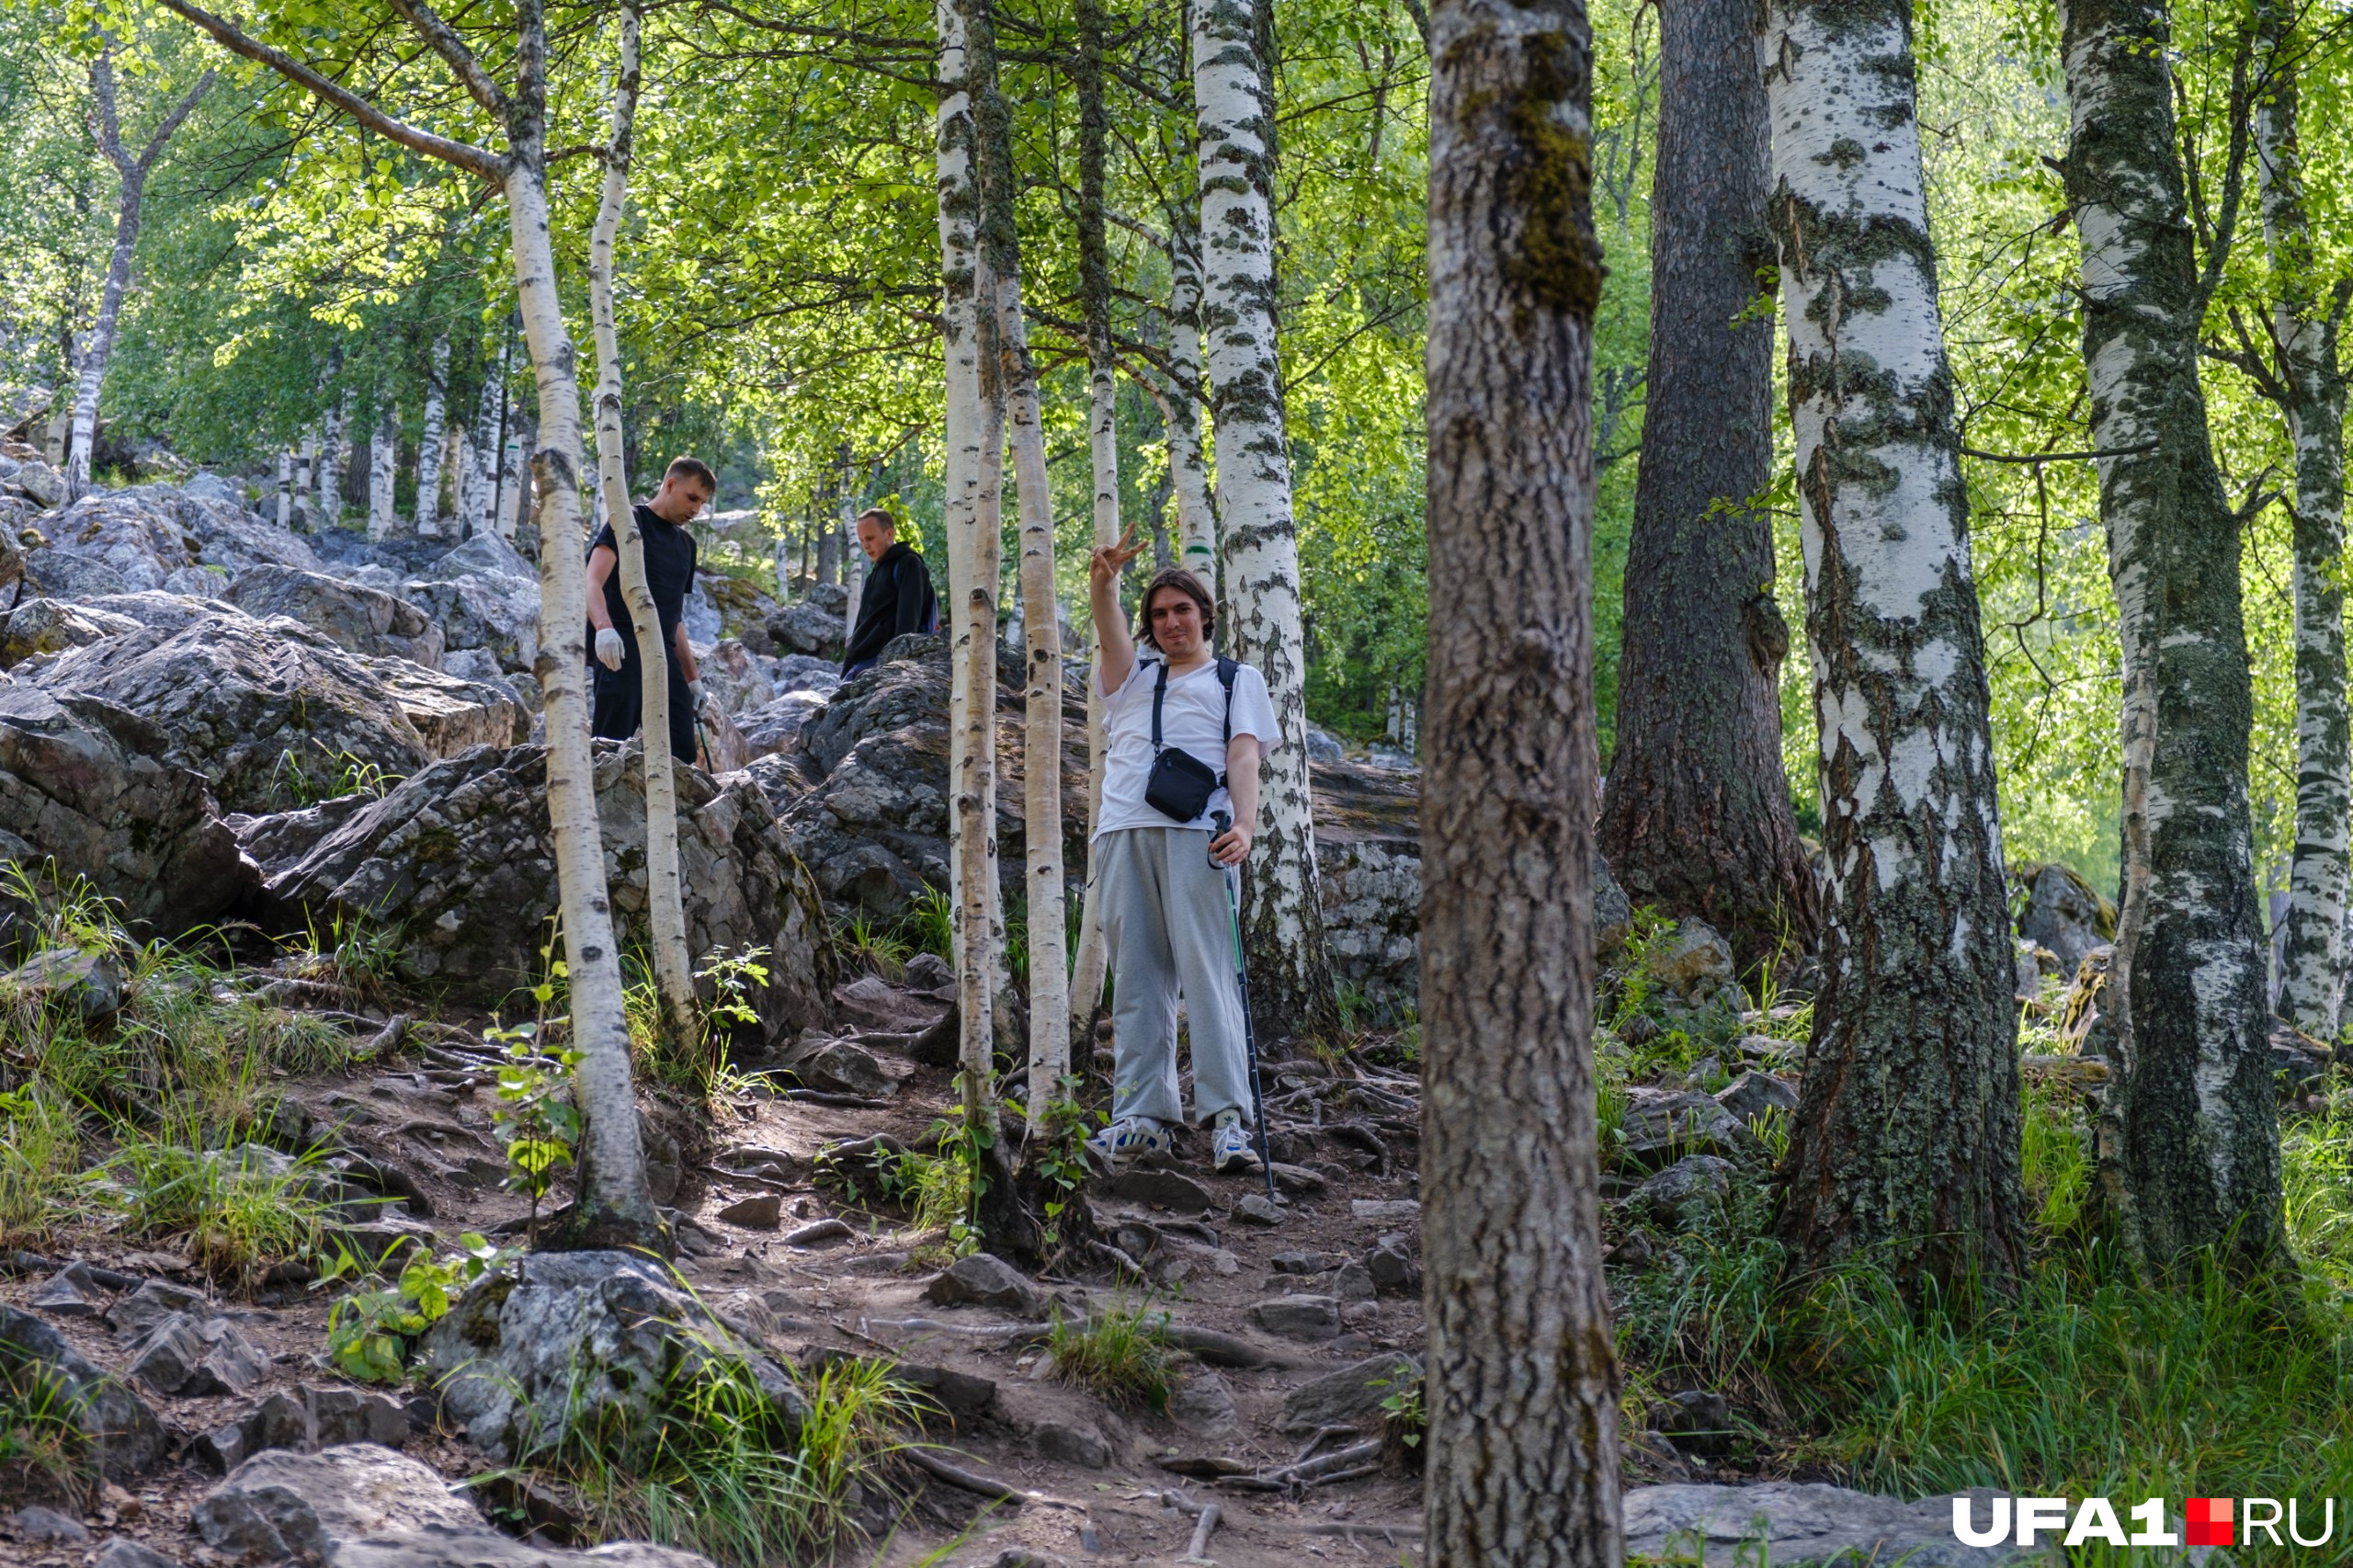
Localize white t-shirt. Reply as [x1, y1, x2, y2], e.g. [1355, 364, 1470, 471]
[1094, 653, 1279, 837]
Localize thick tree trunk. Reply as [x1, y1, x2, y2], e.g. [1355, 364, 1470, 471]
[1422, 2, 1620, 1558]
[1597, 0, 1814, 967]
[2060, 0, 2285, 1275]
[2254, 5, 2350, 1036]
[367, 404, 398, 540]
[415, 336, 449, 536]
[1190, 0, 1332, 1038]
[67, 58, 210, 501]
[1759, 0, 2025, 1290]
[1160, 206, 1219, 594]
[588, 2, 698, 1052]
[504, 91, 661, 1253]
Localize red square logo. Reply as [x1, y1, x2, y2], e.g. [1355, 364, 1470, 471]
[2187, 1498, 2233, 1548]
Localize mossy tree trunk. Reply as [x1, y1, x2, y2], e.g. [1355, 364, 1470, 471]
[1422, 0, 1621, 1560]
[2057, 0, 2287, 1276]
[1758, 0, 2026, 1292]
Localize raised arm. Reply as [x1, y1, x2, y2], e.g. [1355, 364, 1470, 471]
[1089, 523, 1142, 694]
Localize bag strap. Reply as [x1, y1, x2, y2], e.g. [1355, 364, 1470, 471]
[1152, 656, 1240, 780]
[1151, 658, 1170, 752]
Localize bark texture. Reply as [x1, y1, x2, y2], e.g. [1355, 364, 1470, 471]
[2059, 0, 2285, 1274]
[318, 385, 347, 528]
[68, 56, 210, 500]
[1422, 2, 1621, 1560]
[2252, 2, 2350, 1035]
[1190, 0, 1332, 1036]
[1759, 0, 2026, 1290]
[1597, 0, 1814, 966]
[416, 335, 449, 535]
[589, 2, 697, 1051]
[368, 404, 398, 541]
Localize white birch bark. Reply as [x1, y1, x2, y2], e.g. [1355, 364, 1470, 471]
[2254, 4, 2350, 1034]
[938, 0, 1002, 1139]
[1189, 0, 1330, 1032]
[463, 373, 500, 537]
[319, 389, 349, 528]
[2059, 0, 2282, 1272]
[66, 55, 211, 501]
[367, 403, 398, 540]
[295, 431, 316, 531]
[276, 449, 292, 530]
[840, 474, 865, 641]
[415, 335, 449, 536]
[1758, 0, 2025, 1288]
[588, 2, 697, 1051]
[1164, 209, 1219, 595]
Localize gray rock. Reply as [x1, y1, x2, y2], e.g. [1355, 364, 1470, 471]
[29, 1258, 111, 1312]
[767, 600, 846, 659]
[1277, 1351, 1420, 1434]
[695, 638, 774, 718]
[2013, 862, 2113, 972]
[988, 1551, 1071, 1568]
[1606, 1231, 1656, 1270]
[780, 1036, 896, 1099]
[1029, 1419, 1109, 1469]
[716, 1193, 783, 1229]
[736, 688, 829, 761]
[0, 1304, 165, 1477]
[1595, 849, 1633, 955]
[425, 532, 534, 582]
[309, 1386, 411, 1449]
[399, 574, 540, 675]
[32, 610, 430, 813]
[1165, 1364, 1238, 1437]
[195, 1420, 250, 1475]
[337, 1521, 718, 1568]
[1619, 1089, 1766, 1171]
[1623, 1483, 2055, 1567]
[904, 950, 953, 990]
[1647, 918, 1736, 999]
[358, 657, 529, 756]
[886, 1362, 998, 1416]
[95, 1539, 182, 1568]
[1659, 1388, 1734, 1457]
[921, 1253, 1045, 1316]
[1324, 1258, 1376, 1302]
[1350, 1199, 1420, 1222]
[1232, 1193, 1286, 1227]
[1105, 1166, 1215, 1214]
[417, 1252, 803, 1463]
[104, 1278, 210, 1339]
[6, 950, 125, 1021]
[0, 597, 141, 668]
[1248, 1294, 1340, 1342]
[127, 1311, 267, 1397]
[1303, 723, 1345, 762]
[193, 1444, 483, 1560]
[0, 686, 248, 932]
[1628, 1155, 1737, 1232]
[1364, 1237, 1420, 1293]
[26, 485, 314, 600]
[12, 1504, 89, 1542]
[1715, 1070, 1799, 1125]
[256, 743, 826, 1041]
[225, 565, 446, 667]
[1271, 1251, 1339, 1275]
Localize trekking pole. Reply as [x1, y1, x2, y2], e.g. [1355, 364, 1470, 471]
[1211, 811, 1278, 1201]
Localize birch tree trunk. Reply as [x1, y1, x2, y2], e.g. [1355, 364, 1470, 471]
[295, 433, 316, 531]
[588, 2, 698, 1053]
[1423, 2, 1620, 1556]
[1759, 0, 2025, 1290]
[2059, 0, 2285, 1274]
[463, 374, 501, 538]
[66, 56, 211, 501]
[2254, 2, 2350, 1036]
[276, 449, 292, 530]
[1160, 191, 1220, 594]
[841, 477, 865, 641]
[319, 385, 347, 528]
[1597, 0, 1815, 965]
[367, 404, 398, 540]
[504, 59, 662, 1255]
[1190, 0, 1332, 1036]
[1064, 0, 1120, 1062]
[415, 335, 449, 536]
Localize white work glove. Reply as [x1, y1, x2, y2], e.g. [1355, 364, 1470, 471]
[594, 627, 626, 671]
[688, 677, 708, 715]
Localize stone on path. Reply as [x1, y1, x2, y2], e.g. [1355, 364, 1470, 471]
[922, 1253, 1046, 1317]
[1278, 1352, 1420, 1434]
[1623, 1483, 2064, 1567]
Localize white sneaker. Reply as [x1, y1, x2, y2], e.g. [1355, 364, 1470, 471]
[1085, 1116, 1172, 1168]
[1212, 1111, 1260, 1175]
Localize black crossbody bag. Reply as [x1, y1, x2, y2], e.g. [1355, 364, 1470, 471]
[1143, 655, 1238, 824]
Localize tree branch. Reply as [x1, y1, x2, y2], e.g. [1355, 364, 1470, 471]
[86, 52, 130, 177]
[153, 0, 506, 180]
[136, 68, 216, 173]
[383, 0, 510, 119]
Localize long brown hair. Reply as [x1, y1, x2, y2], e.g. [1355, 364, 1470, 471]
[1135, 566, 1216, 651]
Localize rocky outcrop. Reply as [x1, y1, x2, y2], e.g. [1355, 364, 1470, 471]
[417, 1252, 803, 1464]
[360, 659, 528, 756]
[225, 565, 446, 668]
[396, 574, 539, 676]
[0, 1303, 166, 1478]
[1312, 760, 1420, 1019]
[0, 598, 141, 669]
[20, 484, 321, 601]
[0, 686, 247, 930]
[254, 741, 827, 1040]
[31, 612, 431, 814]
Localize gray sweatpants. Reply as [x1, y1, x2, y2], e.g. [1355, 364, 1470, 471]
[1097, 826, 1253, 1130]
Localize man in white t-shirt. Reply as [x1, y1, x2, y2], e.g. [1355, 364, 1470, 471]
[1083, 539, 1279, 1175]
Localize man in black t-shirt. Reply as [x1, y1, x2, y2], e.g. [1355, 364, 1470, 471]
[586, 455, 714, 763]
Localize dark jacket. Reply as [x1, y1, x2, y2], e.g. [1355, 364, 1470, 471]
[841, 540, 938, 671]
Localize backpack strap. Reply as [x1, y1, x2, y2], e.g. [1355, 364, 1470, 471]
[1151, 658, 1170, 752]
[1216, 657, 1237, 747]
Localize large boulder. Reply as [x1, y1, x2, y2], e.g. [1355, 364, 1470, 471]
[23, 483, 321, 604]
[0, 686, 247, 930]
[31, 612, 430, 813]
[398, 574, 539, 675]
[696, 637, 774, 717]
[225, 564, 446, 668]
[417, 1252, 803, 1463]
[1313, 758, 1421, 1020]
[256, 741, 827, 1039]
[0, 597, 141, 669]
[360, 658, 528, 756]
[194, 1443, 716, 1567]
[0, 1303, 166, 1478]
[2012, 861, 2114, 972]
[767, 599, 846, 660]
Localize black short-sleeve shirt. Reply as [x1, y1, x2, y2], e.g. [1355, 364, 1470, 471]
[586, 503, 697, 656]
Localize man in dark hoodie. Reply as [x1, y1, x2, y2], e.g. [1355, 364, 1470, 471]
[585, 456, 712, 763]
[840, 507, 938, 676]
